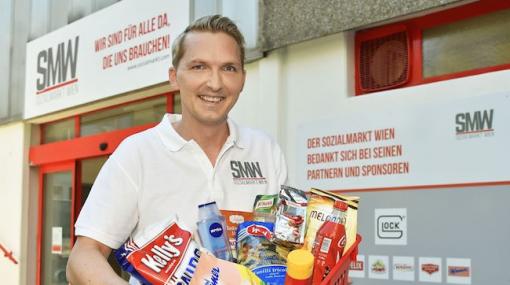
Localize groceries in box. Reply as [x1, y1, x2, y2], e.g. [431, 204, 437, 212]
[114, 186, 359, 284]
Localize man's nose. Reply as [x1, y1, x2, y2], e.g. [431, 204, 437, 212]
[206, 70, 223, 91]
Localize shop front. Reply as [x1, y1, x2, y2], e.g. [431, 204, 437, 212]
[29, 93, 180, 284]
[23, 1, 189, 283]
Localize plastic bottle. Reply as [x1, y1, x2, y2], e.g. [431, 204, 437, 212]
[196, 201, 233, 261]
[311, 200, 348, 284]
[284, 249, 314, 285]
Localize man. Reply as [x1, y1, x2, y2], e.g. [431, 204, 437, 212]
[67, 15, 287, 284]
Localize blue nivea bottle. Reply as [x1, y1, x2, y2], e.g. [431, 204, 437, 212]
[196, 201, 233, 261]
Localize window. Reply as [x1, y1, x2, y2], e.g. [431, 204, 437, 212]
[355, 0, 510, 95]
[422, 8, 510, 79]
[41, 93, 179, 144]
[42, 118, 75, 143]
[80, 96, 166, 137]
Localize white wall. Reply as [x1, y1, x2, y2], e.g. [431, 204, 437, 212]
[233, 32, 355, 184]
[0, 122, 29, 284]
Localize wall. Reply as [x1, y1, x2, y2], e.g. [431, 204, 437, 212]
[235, 31, 355, 183]
[262, 0, 466, 51]
[237, 27, 509, 284]
[0, 123, 29, 284]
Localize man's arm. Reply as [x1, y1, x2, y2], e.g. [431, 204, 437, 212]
[67, 236, 128, 285]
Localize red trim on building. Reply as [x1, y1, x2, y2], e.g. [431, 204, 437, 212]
[355, 0, 510, 95]
[30, 122, 156, 166]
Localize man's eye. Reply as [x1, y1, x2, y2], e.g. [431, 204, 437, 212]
[224, 65, 237, 72]
[191, 64, 205, 70]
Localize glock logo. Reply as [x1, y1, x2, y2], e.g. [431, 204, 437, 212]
[377, 215, 404, 239]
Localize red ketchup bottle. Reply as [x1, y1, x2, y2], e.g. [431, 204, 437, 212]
[311, 200, 348, 284]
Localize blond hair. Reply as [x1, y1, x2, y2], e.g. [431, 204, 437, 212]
[172, 15, 246, 68]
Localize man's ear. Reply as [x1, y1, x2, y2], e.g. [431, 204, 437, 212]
[168, 67, 179, 88]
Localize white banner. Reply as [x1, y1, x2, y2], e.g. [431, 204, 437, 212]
[24, 0, 189, 119]
[297, 90, 510, 190]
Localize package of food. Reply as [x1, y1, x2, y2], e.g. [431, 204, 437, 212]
[220, 210, 253, 261]
[273, 185, 308, 247]
[252, 194, 278, 223]
[190, 251, 264, 285]
[115, 219, 201, 285]
[236, 221, 286, 284]
[303, 188, 359, 251]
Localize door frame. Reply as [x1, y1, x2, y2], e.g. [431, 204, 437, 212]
[37, 161, 75, 285]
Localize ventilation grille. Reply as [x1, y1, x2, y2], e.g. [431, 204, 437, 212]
[359, 31, 410, 92]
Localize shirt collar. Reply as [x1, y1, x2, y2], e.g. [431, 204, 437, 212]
[156, 114, 246, 152]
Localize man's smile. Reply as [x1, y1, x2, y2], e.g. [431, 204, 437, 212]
[199, 95, 225, 103]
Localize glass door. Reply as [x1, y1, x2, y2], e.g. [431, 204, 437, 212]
[39, 162, 75, 285]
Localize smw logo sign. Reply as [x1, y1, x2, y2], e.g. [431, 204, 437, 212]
[455, 109, 494, 139]
[230, 160, 267, 185]
[35, 36, 79, 97]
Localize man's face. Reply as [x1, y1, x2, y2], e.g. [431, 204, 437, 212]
[169, 31, 245, 127]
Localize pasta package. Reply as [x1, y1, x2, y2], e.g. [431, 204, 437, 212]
[303, 188, 359, 251]
[236, 221, 286, 284]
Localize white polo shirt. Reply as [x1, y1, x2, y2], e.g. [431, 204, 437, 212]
[75, 114, 287, 249]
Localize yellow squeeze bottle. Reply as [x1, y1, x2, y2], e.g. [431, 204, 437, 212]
[284, 249, 314, 285]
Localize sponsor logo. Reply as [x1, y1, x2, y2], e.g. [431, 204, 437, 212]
[36, 36, 79, 95]
[246, 224, 273, 240]
[377, 215, 404, 239]
[455, 109, 494, 139]
[448, 266, 470, 277]
[371, 260, 386, 273]
[350, 260, 364, 271]
[230, 160, 267, 185]
[394, 263, 413, 272]
[422, 263, 439, 274]
[208, 223, 224, 238]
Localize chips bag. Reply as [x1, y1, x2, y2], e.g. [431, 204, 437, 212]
[304, 188, 359, 251]
[115, 219, 201, 285]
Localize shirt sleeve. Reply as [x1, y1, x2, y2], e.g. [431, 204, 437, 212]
[74, 141, 140, 249]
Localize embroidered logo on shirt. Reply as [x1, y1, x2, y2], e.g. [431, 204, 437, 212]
[230, 160, 267, 185]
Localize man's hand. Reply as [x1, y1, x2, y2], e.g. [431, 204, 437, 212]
[67, 236, 128, 285]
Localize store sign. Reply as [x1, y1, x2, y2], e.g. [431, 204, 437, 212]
[24, 0, 189, 119]
[297, 87, 510, 190]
